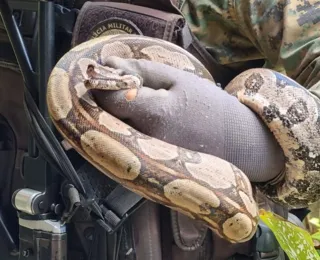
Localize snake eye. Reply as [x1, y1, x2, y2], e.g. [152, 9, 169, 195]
[86, 65, 95, 77]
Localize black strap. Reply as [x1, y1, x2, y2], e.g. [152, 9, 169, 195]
[75, 161, 146, 234]
[98, 185, 146, 234]
[0, 42, 16, 64]
[160, 206, 173, 260]
[96, 186, 146, 260]
[76, 161, 147, 260]
[104, 185, 143, 217]
[55, 4, 78, 35]
[179, 23, 237, 87]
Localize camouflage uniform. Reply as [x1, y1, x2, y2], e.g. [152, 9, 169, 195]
[180, 0, 320, 98]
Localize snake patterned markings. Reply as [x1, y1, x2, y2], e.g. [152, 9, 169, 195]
[225, 68, 320, 208]
[46, 34, 267, 243]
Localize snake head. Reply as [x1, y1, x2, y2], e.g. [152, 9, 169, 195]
[84, 63, 143, 91]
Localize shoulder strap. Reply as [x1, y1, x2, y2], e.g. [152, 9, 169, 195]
[179, 24, 237, 87]
[131, 0, 182, 14]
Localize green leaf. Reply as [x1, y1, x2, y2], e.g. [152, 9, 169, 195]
[259, 209, 320, 260]
[312, 232, 320, 242]
[310, 218, 320, 228]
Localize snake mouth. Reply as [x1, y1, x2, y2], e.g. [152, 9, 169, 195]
[84, 78, 130, 90]
[85, 64, 143, 90]
[86, 63, 127, 77]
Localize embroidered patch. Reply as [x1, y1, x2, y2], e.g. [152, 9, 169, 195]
[88, 18, 143, 39]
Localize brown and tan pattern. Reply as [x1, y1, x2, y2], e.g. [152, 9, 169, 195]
[46, 34, 319, 243]
[226, 69, 320, 208]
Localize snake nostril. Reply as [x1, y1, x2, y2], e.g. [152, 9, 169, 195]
[86, 64, 95, 77]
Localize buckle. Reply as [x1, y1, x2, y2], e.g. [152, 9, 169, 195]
[97, 204, 129, 234]
[259, 251, 280, 259]
[253, 221, 286, 260]
[94, 185, 147, 234]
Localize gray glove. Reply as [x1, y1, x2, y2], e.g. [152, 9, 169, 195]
[92, 57, 285, 182]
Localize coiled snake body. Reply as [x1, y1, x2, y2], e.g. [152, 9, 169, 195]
[47, 34, 320, 243]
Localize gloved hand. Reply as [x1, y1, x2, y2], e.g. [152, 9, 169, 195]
[91, 57, 285, 182]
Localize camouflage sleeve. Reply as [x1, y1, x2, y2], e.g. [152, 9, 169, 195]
[234, 0, 320, 97]
[181, 0, 320, 98]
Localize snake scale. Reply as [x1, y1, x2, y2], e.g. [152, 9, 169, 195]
[46, 34, 320, 243]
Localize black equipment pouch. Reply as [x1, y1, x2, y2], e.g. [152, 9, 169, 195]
[72, 2, 183, 45]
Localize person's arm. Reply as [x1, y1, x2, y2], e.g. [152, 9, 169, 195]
[181, 0, 320, 97]
[234, 0, 320, 98]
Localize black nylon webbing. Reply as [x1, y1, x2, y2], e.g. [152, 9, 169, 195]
[0, 42, 17, 64]
[104, 185, 143, 217]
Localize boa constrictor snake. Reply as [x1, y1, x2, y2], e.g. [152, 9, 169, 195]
[46, 34, 320, 243]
